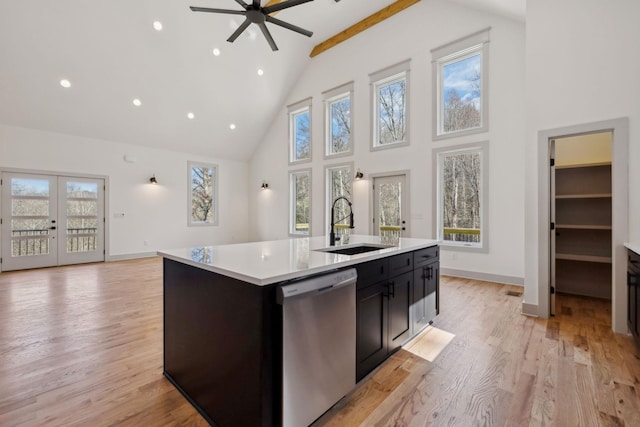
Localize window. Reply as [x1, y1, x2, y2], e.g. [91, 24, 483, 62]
[288, 98, 312, 164]
[434, 142, 488, 250]
[326, 163, 353, 237]
[188, 161, 218, 226]
[432, 28, 490, 139]
[370, 59, 411, 150]
[323, 82, 354, 158]
[289, 169, 311, 236]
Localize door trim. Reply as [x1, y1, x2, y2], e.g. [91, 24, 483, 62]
[535, 118, 628, 333]
[369, 170, 411, 237]
[0, 167, 110, 272]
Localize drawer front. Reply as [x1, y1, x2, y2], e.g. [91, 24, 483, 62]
[388, 252, 413, 277]
[414, 246, 439, 268]
[356, 258, 389, 289]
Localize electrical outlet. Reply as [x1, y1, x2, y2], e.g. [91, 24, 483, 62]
[143, 240, 149, 246]
[114, 212, 125, 218]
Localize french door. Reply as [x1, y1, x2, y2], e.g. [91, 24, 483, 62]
[372, 174, 409, 238]
[1, 172, 105, 271]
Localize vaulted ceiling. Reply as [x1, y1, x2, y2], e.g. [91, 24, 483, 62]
[0, 0, 524, 161]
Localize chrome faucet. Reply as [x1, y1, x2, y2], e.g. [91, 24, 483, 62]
[330, 196, 354, 246]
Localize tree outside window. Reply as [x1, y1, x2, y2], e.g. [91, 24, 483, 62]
[370, 60, 410, 150]
[432, 28, 489, 140]
[435, 142, 488, 250]
[326, 164, 353, 235]
[290, 169, 311, 235]
[376, 77, 406, 145]
[188, 162, 217, 226]
[323, 82, 354, 158]
[288, 98, 312, 164]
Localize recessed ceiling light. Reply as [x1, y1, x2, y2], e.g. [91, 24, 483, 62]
[60, 79, 71, 88]
[153, 21, 163, 31]
[229, 123, 236, 130]
[187, 112, 195, 120]
[257, 68, 264, 76]
[133, 98, 142, 107]
[212, 48, 221, 56]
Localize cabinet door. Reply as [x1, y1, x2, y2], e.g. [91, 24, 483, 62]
[412, 267, 428, 335]
[388, 271, 412, 352]
[356, 282, 388, 381]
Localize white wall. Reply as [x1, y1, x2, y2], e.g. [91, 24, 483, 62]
[0, 124, 249, 259]
[249, 0, 526, 283]
[525, 0, 640, 317]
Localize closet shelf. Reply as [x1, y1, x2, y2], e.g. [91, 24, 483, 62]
[556, 253, 612, 264]
[555, 193, 612, 199]
[555, 224, 612, 230]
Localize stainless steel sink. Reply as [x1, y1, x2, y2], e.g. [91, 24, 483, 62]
[314, 243, 394, 255]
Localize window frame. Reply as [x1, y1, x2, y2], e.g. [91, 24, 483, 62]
[432, 27, 490, 140]
[187, 161, 218, 227]
[433, 141, 489, 252]
[324, 162, 354, 233]
[369, 59, 411, 151]
[288, 97, 313, 165]
[323, 81, 354, 159]
[289, 168, 312, 236]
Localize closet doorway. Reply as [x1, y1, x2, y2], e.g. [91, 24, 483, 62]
[1, 171, 105, 271]
[550, 132, 612, 315]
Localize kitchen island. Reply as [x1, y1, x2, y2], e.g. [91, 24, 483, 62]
[159, 235, 439, 427]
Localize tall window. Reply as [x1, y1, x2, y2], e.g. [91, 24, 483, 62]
[323, 82, 353, 158]
[289, 169, 311, 236]
[432, 28, 490, 139]
[288, 98, 312, 164]
[326, 163, 353, 235]
[188, 161, 218, 226]
[370, 59, 411, 150]
[434, 142, 488, 250]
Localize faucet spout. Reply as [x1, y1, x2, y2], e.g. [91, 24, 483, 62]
[330, 197, 355, 246]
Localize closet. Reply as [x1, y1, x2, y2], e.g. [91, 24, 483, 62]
[553, 132, 612, 300]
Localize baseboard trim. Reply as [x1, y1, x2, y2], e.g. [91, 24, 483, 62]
[440, 268, 524, 286]
[108, 252, 158, 262]
[521, 303, 539, 317]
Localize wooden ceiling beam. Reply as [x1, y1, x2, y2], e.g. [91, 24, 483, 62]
[309, 0, 421, 58]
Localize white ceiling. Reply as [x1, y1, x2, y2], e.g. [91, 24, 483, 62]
[0, 0, 524, 161]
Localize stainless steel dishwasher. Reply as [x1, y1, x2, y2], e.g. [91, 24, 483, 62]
[278, 268, 357, 427]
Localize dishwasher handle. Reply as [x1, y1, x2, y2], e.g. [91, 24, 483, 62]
[277, 268, 357, 304]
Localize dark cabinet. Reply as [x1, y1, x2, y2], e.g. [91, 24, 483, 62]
[356, 248, 438, 381]
[356, 280, 388, 380]
[628, 249, 640, 345]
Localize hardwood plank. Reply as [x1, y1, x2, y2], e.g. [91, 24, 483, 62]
[1, 258, 639, 427]
[309, 0, 421, 58]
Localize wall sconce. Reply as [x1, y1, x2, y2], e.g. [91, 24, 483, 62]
[149, 175, 158, 184]
[354, 169, 364, 180]
[261, 181, 269, 190]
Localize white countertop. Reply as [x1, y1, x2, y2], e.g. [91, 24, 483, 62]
[158, 235, 439, 286]
[625, 242, 640, 255]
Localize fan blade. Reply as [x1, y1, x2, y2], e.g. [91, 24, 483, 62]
[190, 6, 245, 15]
[253, 0, 261, 8]
[258, 23, 278, 51]
[234, 0, 249, 9]
[265, 15, 313, 37]
[263, 0, 313, 14]
[227, 18, 252, 42]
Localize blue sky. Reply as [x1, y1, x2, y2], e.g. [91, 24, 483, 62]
[443, 54, 481, 108]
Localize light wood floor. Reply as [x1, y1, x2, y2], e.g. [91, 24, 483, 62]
[1, 258, 638, 426]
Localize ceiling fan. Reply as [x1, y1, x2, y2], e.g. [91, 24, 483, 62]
[190, 0, 315, 51]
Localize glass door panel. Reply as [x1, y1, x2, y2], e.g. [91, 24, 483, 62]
[373, 175, 408, 243]
[1, 172, 58, 270]
[58, 177, 104, 265]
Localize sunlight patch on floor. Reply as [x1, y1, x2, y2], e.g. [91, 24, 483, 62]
[404, 326, 455, 362]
